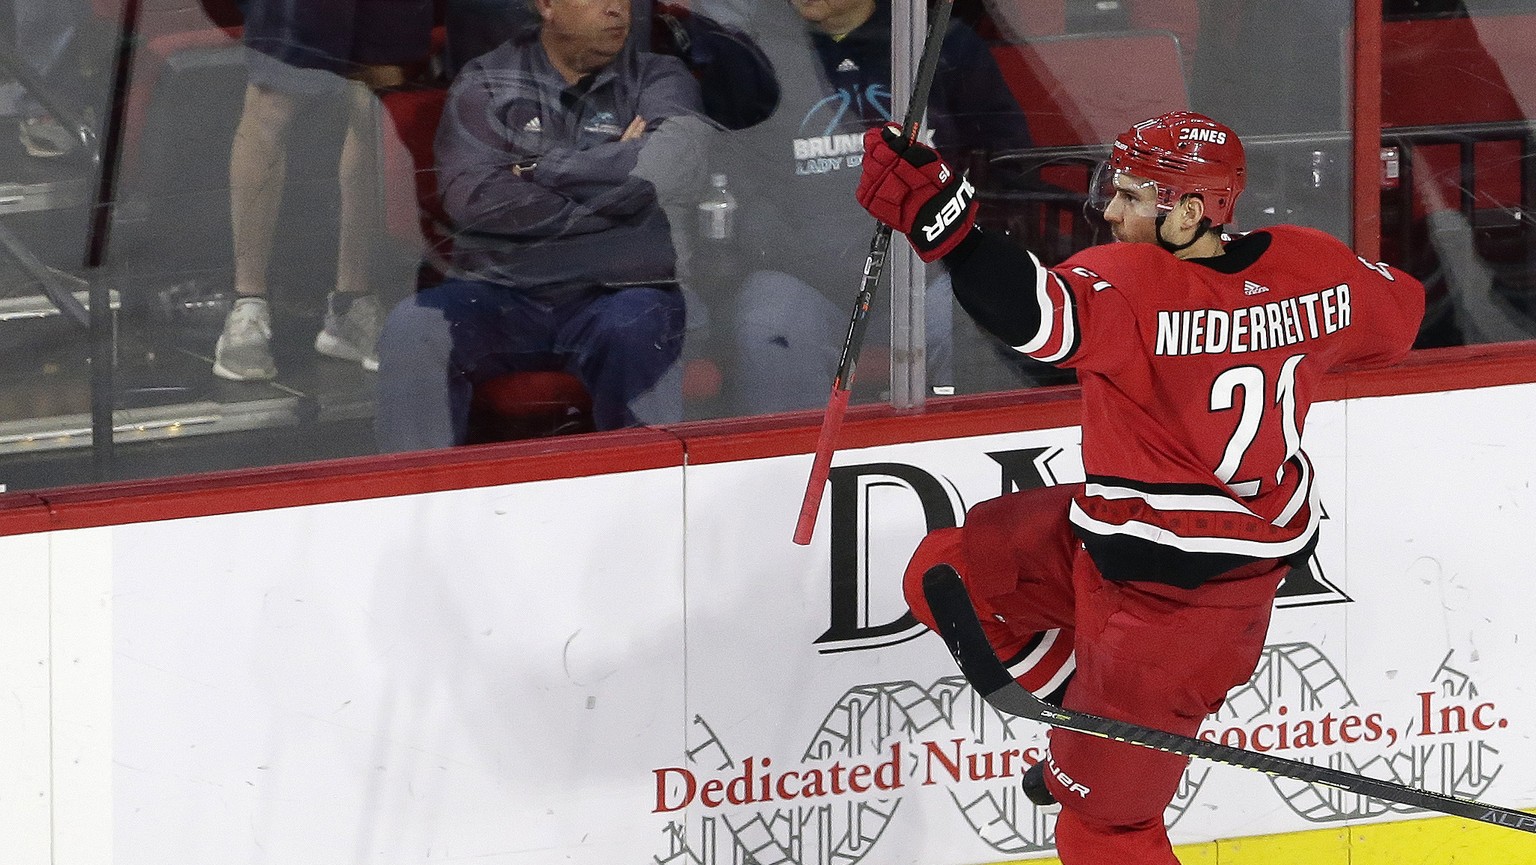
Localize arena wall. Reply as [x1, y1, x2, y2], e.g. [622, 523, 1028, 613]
[2, 345, 1535, 864]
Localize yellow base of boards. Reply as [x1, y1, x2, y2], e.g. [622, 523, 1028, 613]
[999, 811, 1536, 865]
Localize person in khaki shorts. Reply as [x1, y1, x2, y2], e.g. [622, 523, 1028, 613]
[215, 0, 433, 381]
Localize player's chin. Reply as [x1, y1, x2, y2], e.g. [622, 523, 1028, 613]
[1111, 226, 1153, 244]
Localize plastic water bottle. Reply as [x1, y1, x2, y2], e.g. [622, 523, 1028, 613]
[698, 173, 737, 241]
[1308, 150, 1328, 190]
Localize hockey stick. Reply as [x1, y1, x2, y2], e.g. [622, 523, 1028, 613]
[792, 0, 957, 546]
[920, 564, 1536, 834]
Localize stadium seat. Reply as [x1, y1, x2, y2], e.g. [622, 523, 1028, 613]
[1381, 13, 1536, 219]
[988, 29, 1190, 149]
[91, 0, 248, 310]
[465, 369, 594, 442]
[964, 0, 1067, 44]
[976, 30, 1189, 262]
[1379, 12, 1536, 345]
[1127, 0, 1200, 77]
[105, 2, 443, 302]
[377, 84, 454, 274]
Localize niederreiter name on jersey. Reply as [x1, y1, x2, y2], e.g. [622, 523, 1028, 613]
[1155, 283, 1353, 357]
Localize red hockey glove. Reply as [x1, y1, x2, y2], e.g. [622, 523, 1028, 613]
[856, 124, 976, 261]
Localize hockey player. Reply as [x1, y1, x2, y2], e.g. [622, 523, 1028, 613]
[854, 111, 1425, 863]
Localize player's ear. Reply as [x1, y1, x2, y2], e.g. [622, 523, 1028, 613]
[1178, 194, 1207, 230]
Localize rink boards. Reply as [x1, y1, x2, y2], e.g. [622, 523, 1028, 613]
[1, 363, 1535, 864]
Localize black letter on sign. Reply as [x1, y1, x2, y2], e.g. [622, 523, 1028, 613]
[816, 463, 958, 653]
[987, 446, 1066, 494]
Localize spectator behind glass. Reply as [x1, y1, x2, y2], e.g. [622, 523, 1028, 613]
[443, 0, 779, 131]
[717, 0, 1033, 414]
[373, 0, 703, 451]
[214, 0, 434, 382]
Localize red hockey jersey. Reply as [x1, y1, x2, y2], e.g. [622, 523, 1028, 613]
[1016, 226, 1424, 586]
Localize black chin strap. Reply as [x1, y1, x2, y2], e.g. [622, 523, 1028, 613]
[1155, 213, 1212, 255]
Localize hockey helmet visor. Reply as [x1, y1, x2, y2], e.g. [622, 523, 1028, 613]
[1088, 162, 1162, 220]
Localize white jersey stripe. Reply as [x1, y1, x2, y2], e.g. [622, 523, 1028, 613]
[1084, 481, 1259, 517]
[1227, 479, 1261, 498]
[1273, 452, 1313, 527]
[1017, 250, 1058, 354]
[1033, 655, 1078, 699]
[1006, 628, 1077, 698]
[1035, 272, 1077, 364]
[1007, 628, 1060, 676]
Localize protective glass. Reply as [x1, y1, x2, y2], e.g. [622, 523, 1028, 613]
[1088, 162, 1163, 219]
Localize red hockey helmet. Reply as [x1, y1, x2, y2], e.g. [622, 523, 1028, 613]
[1101, 111, 1247, 225]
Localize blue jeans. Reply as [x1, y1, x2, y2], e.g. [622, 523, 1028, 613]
[733, 269, 954, 413]
[375, 278, 686, 451]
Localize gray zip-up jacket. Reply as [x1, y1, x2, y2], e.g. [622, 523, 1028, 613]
[436, 35, 703, 299]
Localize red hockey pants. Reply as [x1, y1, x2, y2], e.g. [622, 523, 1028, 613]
[903, 484, 1287, 865]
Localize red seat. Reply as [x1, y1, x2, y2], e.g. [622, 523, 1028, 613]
[90, 0, 244, 30]
[378, 85, 455, 271]
[1128, 0, 1201, 78]
[106, 6, 441, 281]
[981, 30, 1190, 259]
[466, 370, 594, 442]
[1382, 14, 1536, 219]
[967, 1, 1067, 43]
[97, 0, 245, 186]
[989, 30, 1190, 149]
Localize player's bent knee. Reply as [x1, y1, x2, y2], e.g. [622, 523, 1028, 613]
[902, 528, 965, 630]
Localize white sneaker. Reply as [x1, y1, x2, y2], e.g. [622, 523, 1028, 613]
[213, 296, 276, 380]
[19, 114, 78, 158]
[314, 292, 381, 372]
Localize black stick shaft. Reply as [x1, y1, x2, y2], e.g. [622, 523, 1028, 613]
[831, 0, 953, 389]
[794, 0, 957, 545]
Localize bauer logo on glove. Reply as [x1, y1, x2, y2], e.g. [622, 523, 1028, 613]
[856, 124, 977, 261]
[921, 175, 975, 244]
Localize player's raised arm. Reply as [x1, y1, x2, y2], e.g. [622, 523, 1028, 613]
[856, 125, 1052, 351]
